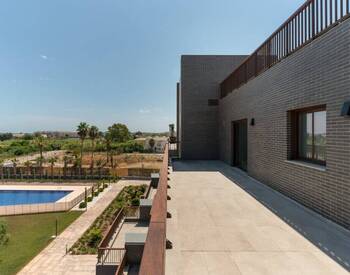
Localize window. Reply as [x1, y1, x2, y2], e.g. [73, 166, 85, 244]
[289, 106, 326, 165]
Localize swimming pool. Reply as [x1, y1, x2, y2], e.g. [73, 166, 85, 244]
[0, 190, 72, 206]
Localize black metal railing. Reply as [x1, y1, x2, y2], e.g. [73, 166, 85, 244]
[221, 0, 350, 98]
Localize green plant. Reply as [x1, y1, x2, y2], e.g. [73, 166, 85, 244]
[32, 135, 46, 170]
[79, 202, 87, 209]
[87, 196, 93, 202]
[70, 184, 146, 255]
[93, 191, 99, 197]
[88, 125, 99, 170]
[77, 122, 89, 167]
[0, 220, 9, 246]
[103, 183, 108, 188]
[86, 228, 102, 247]
[107, 123, 132, 143]
[98, 188, 103, 192]
[131, 198, 140, 206]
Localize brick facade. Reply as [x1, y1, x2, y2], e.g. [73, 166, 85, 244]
[179, 55, 247, 160]
[219, 18, 350, 228]
[178, 19, 350, 229]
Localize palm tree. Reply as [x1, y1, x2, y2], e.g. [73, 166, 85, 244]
[104, 132, 112, 166]
[96, 159, 105, 178]
[77, 122, 89, 168]
[24, 160, 32, 177]
[48, 156, 57, 178]
[0, 159, 4, 180]
[33, 135, 46, 175]
[88, 125, 99, 172]
[11, 158, 18, 177]
[63, 155, 72, 178]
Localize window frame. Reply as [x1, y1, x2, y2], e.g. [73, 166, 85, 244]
[292, 105, 326, 166]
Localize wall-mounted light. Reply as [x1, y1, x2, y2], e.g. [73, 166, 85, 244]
[250, 118, 255, 126]
[340, 101, 350, 116]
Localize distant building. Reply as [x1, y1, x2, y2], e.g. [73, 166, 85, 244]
[135, 136, 167, 153]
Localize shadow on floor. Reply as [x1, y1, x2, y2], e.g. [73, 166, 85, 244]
[172, 160, 350, 272]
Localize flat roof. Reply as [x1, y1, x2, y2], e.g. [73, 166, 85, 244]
[166, 161, 350, 275]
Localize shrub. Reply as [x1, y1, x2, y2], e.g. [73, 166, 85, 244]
[98, 188, 103, 193]
[79, 202, 87, 209]
[131, 198, 140, 206]
[94, 191, 99, 197]
[87, 196, 93, 202]
[103, 183, 108, 188]
[0, 220, 9, 246]
[86, 228, 102, 247]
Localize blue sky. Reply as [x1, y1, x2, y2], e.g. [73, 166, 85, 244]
[0, 0, 305, 133]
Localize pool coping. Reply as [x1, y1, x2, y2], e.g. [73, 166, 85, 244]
[0, 185, 91, 216]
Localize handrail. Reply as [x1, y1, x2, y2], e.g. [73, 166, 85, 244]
[97, 248, 125, 265]
[98, 208, 125, 249]
[220, 0, 350, 98]
[139, 144, 169, 275]
[115, 251, 127, 275]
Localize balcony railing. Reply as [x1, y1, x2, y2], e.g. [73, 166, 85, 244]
[97, 248, 126, 265]
[221, 0, 350, 98]
[139, 144, 169, 275]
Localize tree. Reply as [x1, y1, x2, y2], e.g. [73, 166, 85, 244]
[63, 155, 72, 178]
[24, 161, 32, 177]
[33, 135, 46, 173]
[0, 159, 3, 180]
[148, 138, 155, 152]
[11, 158, 18, 177]
[48, 156, 58, 177]
[107, 123, 132, 143]
[103, 132, 112, 166]
[96, 159, 105, 177]
[88, 125, 99, 171]
[0, 133, 13, 141]
[77, 122, 89, 168]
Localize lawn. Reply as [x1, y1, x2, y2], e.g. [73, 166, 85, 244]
[0, 211, 82, 275]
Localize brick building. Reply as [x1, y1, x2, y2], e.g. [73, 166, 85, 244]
[177, 2, 350, 229]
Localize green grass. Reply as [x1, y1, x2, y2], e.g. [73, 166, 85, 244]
[0, 211, 82, 275]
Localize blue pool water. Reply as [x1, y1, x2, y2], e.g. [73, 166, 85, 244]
[0, 190, 71, 206]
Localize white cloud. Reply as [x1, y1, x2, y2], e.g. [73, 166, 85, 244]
[40, 55, 48, 60]
[139, 108, 151, 114]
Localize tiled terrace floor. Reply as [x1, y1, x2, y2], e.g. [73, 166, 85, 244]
[166, 161, 350, 275]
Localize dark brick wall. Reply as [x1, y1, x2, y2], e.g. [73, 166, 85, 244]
[179, 55, 247, 159]
[219, 18, 350, 228]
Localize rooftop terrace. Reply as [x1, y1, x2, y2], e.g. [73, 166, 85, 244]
[165, 160, 350, 275]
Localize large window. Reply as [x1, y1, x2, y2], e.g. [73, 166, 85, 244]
[296, 106, 326, 165]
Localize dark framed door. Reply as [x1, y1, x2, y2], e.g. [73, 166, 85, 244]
[232, 119, 248, 171]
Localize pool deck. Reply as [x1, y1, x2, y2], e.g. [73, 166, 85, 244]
[166, 160, 350, 275]
[0, 184, 90, 216]
[0, 184, 88, 202]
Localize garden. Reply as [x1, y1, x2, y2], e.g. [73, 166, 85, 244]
[70, 184, 146, 254]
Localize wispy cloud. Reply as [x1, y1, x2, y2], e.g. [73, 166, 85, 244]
[139, 108, 151, 114]
[40, 55, 48, 60]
